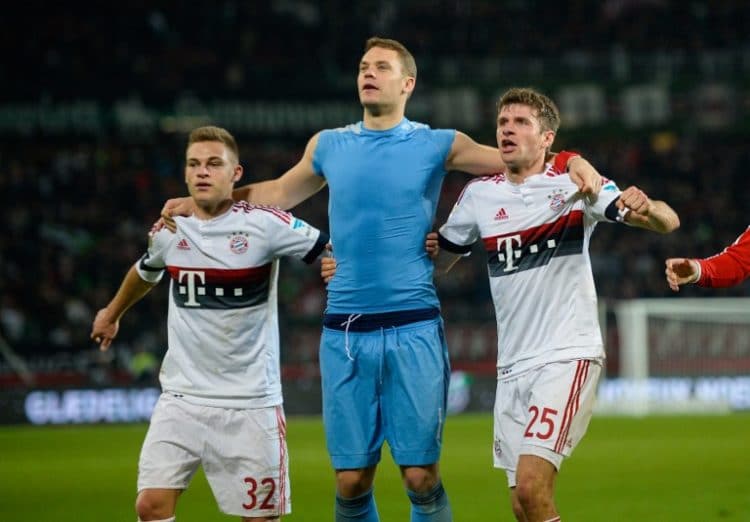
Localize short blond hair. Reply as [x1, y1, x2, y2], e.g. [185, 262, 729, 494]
[187, 126, 239, 162]
[497, 87, 560, 133]
[364, 37, 417, 79]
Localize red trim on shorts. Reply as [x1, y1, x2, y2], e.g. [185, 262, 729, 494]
[554, 360, 590, 453]
[276, 406, 288, 514]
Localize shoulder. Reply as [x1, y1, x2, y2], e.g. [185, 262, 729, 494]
[320, 123, 363, 138]
[456, 174, 505, 204]
[148, 223, 179, 252]
[535, 163, 577, 188]
[231, 201, 293, 224]
[408, 120, 455, 139]
[314, 124, 362, 153]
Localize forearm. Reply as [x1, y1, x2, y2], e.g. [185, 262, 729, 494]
[646, 201, 680, 233]
[627, 200, 680, 233]
[698, 228, 750, 287]
[232, 180, 286, 208]
[105, 266, 157, 320]
[232, 169, 325, 210]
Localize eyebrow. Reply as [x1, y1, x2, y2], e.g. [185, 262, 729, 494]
[187, 156, 224, 163]
[360, 60, 391, 67]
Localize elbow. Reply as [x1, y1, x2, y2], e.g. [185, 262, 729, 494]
[665, 214, 681, 233]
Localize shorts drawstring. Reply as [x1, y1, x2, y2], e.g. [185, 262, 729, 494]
[340, 313, 362, 361]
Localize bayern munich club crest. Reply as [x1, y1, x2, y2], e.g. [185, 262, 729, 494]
[228, 232, 249, 254]
[548, 189, 567, 211]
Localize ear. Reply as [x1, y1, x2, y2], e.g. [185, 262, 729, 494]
[542, 130, 556, 149]
[402, 76, 416, 96]
[232, 164, 243, 183]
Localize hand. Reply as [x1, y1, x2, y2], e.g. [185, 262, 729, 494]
[567, 156, 603, 196]
[160, 197, 195, 233]
[616, 185, 652, 225]
[426, 232, 439, 259]
[320, 244, 336, 284]
[90, 308, 119, 352]
[665, 258, 700, 292]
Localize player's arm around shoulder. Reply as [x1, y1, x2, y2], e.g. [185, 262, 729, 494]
[236, 133, 327, 210]
[619, 186, 680, 233]
[445, 131, 505, 175]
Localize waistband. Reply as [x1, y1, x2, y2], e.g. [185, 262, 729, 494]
[323, 307, 440, 332]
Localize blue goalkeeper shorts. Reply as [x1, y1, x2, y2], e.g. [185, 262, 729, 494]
[319, 312, 450, 469]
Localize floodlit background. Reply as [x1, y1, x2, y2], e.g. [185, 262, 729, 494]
[1, 1, 749, 520]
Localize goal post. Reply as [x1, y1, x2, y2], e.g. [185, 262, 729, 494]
[598, 298, 750, 415]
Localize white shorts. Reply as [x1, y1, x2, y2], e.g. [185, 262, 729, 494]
[138, 393, 291, 517]
[493, 359, 602, 487]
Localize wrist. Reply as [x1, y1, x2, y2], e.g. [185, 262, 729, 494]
[689, 260, 701, 284]
[553, 150, 581, 172]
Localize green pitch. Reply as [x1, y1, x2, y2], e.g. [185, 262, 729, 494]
[2, 413, 748, 521]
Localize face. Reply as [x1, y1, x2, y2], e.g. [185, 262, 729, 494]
[357, 46, 414, 111]
[496, 103, 555, 173]
[184, 141, 242, 207]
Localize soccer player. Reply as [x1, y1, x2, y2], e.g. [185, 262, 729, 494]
[162, 39, 603, 522]
[665, 226, 750, 289]
[90, 126, 329, 522]
[435, 88, 679, 522]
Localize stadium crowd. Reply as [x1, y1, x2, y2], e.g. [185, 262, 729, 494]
[2, 0, 749, 384]
[5, 0, 750, 103]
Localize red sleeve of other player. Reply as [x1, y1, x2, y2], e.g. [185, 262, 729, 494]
[697, 226, 750, 287]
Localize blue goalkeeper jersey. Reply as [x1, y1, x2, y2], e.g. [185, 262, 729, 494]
[312, 118, 455, 314]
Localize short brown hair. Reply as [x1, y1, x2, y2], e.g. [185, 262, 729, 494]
[364, 37, 417, 79]
[187, 126, 239, 162]
[497, 88, 560, 133]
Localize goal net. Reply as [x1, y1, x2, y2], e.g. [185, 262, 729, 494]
[597, 298, 750, 415]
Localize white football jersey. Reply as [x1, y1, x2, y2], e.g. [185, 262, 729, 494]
[135, 202, 328, 408]
[439, 163, 623, 378]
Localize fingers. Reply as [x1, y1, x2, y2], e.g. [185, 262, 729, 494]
[567, 157, 602, 195]
[664, 259, 680, 292]
[664, 258, 697, 291]
[320, 256, 337, 284]
[425, 232, 440, 259]
[619, 186, 650, 215]
[90, 331, 112, 351]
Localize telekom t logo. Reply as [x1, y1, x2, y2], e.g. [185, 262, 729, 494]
[496, 234, 522, 272]
[178, 270, 206, 307]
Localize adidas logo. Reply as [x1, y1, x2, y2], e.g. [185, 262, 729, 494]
[494, 208, 509, 221]
[176, 238, 191, 250]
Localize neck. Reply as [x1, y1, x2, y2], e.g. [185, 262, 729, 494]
[362, 104, 405, 130]
[505, 154, 547, 184]
[193, 198, 234, 220]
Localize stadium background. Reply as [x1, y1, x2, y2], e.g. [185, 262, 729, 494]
[1, 1, 749, 520]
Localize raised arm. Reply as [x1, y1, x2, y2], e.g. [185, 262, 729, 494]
[618, 186, 680, 234]
[445, 131, 504, 175]
[445, 132, 601, 194]
[233, 133, 327, 209]
[162, 133, 327, 224]
[90, 266, 157, 351]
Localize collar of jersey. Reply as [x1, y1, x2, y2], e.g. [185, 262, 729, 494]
[356, 118, 410, 136]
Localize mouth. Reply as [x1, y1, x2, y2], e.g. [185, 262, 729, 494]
[500, 139, 517, 153]
[194, 182, 212, 191]
[361, 83, 379, 93]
